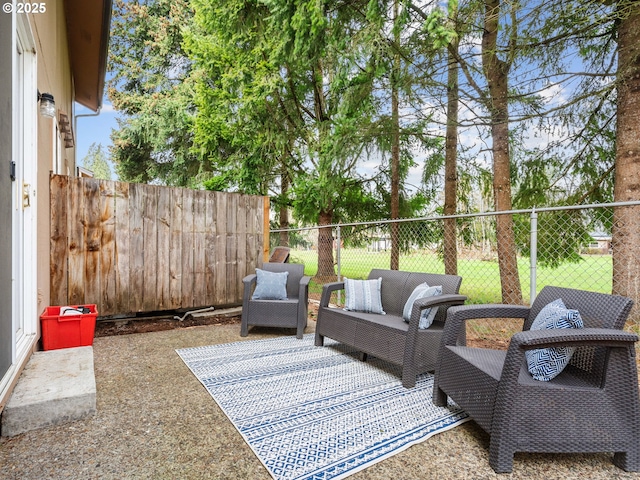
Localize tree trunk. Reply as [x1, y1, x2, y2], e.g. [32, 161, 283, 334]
[444, 32, 459, 276]
[482, 0, 522, 304]
[317, 210, 336, 279]
[278, 161, 290, 247]
[390, 0, 401, 271]
[613, 2, 640, 322]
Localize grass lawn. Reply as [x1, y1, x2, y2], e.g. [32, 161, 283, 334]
[290, 248, 613, 305]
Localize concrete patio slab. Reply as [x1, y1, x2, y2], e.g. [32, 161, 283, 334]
[0, 346, 96, 437]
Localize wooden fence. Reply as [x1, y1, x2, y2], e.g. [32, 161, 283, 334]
[50, 174, 269, 317]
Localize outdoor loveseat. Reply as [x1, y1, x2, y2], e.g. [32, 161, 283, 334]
[314, 268, 466, 388]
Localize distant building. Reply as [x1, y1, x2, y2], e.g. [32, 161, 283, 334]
[587, 232, 612, 254]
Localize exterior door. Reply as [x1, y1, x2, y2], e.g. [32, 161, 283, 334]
[11, 13, 38, 367]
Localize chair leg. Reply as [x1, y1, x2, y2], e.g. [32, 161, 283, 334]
[432, 386, 448, 407]
[359, 352, 368, 362]
[314, 333, 324, 346]
[614, 450, 640, 472]
[296, 325, 304, 339]
[489, 437, 515, 473]
[401, 375, 416, 389]
[240, 318, 249, 337]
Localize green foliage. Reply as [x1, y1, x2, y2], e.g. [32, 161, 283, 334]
[103, 0, 628, 276]
[108, 0, 205, 187]
[81, 143, 112, 180]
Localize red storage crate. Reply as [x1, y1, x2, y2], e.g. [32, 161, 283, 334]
[40, 304, 98, 351]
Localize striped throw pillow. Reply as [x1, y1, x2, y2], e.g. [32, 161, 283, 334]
[344, 277, 385, 314]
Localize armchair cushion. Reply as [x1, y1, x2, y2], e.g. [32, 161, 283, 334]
[251, 268, 289, 300]
[525, 298, 584, 381]
[402, 283, 443, 329]
[344, 277, 385, 314]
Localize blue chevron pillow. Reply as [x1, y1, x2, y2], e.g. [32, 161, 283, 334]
[526, 298, 584, 381]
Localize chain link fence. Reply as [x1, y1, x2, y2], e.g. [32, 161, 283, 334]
[271, 202, 640, 347]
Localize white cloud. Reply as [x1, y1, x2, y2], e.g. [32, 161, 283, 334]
[100, 101, 116, 114]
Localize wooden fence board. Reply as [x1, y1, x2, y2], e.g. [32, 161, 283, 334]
[215, 192, 228, 304]
[226, 195, 239, 300]
[142, 186, 158, 312]
[50, 174, 68, 306]
[204, 191, 217, 304]
[84, 180, 102, 307]
[193, 191, 207, 307]
[67, 177, 85, 305]
[49, 175, 266, 316]
[181, 188, 195, 308]
[169, 188, 183, 309]
[99, 180, 117, 313]
[129, 183, 144, 312]
[236, 195, 248, 297]
[156, 185, 171, 310]
[114, 181, 130, 313]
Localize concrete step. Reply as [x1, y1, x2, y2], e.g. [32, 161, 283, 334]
[1, 346, 96, 437]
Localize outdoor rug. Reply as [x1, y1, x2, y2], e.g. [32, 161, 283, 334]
[176, 334, 469, 480]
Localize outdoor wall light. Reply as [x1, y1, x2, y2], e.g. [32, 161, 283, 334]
[38, 91, 56, 118]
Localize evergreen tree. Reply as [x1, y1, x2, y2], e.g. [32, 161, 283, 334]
[81, 142, 112, 180]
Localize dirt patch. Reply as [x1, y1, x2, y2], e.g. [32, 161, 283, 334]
[95, 302, 321, 337]
[95, 313, 242, 337]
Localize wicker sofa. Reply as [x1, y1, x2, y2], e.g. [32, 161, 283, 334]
[314, 269, 466, 388]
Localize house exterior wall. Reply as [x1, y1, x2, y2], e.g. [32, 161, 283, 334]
[31, 5, 76, 319]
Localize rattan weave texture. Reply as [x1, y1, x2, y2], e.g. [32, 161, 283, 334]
[315, 269, 466, 388]
[241, 262, 310, 339]
[433, 286, 640, 473]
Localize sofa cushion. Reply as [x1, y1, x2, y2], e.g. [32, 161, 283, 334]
[402, 284, 443, 329]
[344, 277, 385, 314]
[526, 298, 584, 381]
[251, 268, 289, 300]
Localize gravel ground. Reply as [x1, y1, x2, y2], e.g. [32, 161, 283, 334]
[1, 320, 639, 480]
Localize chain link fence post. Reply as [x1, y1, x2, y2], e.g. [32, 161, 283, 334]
[336, 225, 341, 304]
[530, 207, 538, 305]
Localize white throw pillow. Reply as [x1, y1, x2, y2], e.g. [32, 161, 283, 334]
[402, 283, 442, 329]
[344, 277, 385, 314]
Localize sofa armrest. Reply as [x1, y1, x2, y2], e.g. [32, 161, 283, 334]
[408, 294, 468, 327]
[299, 276, 311, 301]
[440, 304, 531, 347]
[510, 328, 639, 350]
[491, 328, 639, 420]
[242, 274, 257, 309]
[319, 281, 345, 308]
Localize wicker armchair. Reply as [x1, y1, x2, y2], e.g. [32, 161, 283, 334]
[241, 262, 310, 339]
[433, 286, 639, 473]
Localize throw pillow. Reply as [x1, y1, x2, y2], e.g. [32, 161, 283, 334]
[344, 277, 385, 314]
[526, 298, 584, 381]
[251, 269, 289, 300]
[402, 283, 443, 329]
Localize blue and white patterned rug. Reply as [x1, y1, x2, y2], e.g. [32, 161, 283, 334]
[176, 334, 469, 480]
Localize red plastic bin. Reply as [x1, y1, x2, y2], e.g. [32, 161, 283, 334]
[40, 304, 98, 351]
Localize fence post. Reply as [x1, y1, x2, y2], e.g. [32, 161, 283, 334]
[530, 208, 538, 305]
[336, 225, 341, 304]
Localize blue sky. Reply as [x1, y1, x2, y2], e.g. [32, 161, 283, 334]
[75, 100, 119, 179]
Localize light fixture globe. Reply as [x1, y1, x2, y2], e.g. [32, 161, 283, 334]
[39, 92, 56, 118]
